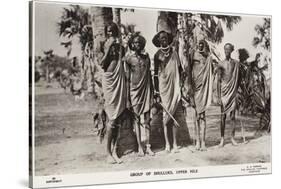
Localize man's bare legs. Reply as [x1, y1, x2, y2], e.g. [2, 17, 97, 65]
[195, 112, 207, 151]
[111, 127, 123, 163]
[172, 125, 179, 153]
[219, 113, 226, 147]
[144, 112, 155, 156]
[230, 111, 238, 146]
[106, 125, 122, 164]
[106, 128, 116, 164]
[219, 110, 238, 147]
[134, 118, 145, 156]
[194, 111, 200, 150]
[163, 123, 171, 153]
[200, 113, 207, 151]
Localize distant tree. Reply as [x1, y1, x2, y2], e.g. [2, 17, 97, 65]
[42, 50, 54, 83]
[252, 18, 271, 51]
[57, 5, 92, 53]
[57, 5, 94, 92]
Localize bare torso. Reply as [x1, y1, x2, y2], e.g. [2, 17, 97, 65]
[102, 40, 123, 73]
[154, 48, 174, 73]
[126, 53, 150, 86]
[192, 51, 208, 79]
[220, 58, 237, 83]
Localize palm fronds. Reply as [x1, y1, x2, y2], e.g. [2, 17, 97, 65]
[252, 18, 271, 51]
[237, 49, 270, 132]
[57, 5, 92, 52]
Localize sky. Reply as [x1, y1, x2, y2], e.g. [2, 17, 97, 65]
[34, 1, 268, 63]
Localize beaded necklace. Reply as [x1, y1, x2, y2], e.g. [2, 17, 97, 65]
[160, 46, 171, 57]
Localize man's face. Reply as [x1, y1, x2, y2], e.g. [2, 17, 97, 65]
[159, 32, 169, 48]
[109, 44, 118, 58]
[133, 36, 142, 52]
[187, 16, 192, 26]
[107, 26, 113, 37]
[198, 42, 204, 52]
[224, 44, 233, 57]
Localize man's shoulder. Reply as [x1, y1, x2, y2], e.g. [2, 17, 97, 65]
[143, 52, 150, 58]
[154, 49, 161, 56]
[124, 52, 135, 62]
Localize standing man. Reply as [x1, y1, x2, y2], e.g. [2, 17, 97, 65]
[100, 22, 127, 163]
[188, 39, 213, 151]
[152, 28, 183, 153]
[125, 32, 155, 156]
[217, 43, 240, 147]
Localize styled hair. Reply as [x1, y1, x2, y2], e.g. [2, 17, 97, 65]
[198, 39, 210, 52]
[128, 32, 146, 51]
[224, 43, 235, 52]
[104, 22, 119, 38]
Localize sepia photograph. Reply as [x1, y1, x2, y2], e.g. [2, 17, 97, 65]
[29, 0, 271, 187]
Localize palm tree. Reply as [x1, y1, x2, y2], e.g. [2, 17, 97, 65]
[237, 49, 270, 132]
[57, 5, 94, 93]
[252, 18, 271, 51]
[90, 7, 113, 64]
[42, 49, 54, 83]
[57, 5, 92, 52]
[251, 18, 271, 132]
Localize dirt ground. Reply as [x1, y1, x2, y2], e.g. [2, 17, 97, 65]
[34, 83, 271, 176]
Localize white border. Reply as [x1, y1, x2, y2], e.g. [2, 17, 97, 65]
[30, 0, 272, 188]
[33, 0, 272, 18]
[33, 163, 271, 188]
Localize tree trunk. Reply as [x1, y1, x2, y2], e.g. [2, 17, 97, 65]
[46, 64, 50, 83]
[90, 7, 113, 64]
[113, 8, 121, 26]
[88, 7, 113, 95]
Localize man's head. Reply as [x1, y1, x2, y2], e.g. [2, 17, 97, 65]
[128, 32, 146, 53]
[159, 31, 170, 48]
[152, 30, 173, 48]
[186, 13, 193, 26]
[224, 43, 234, 58]
[198, 39, 210, 54]
[105, 22, 119, 38]
[108, 43, 119, 59]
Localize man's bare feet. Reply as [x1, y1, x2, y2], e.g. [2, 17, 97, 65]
[231, 137, 238, 146]
[200, 141, 207, 151]
[145, 145, 155, 156]
[112, 153, 123, 164]
[218, 138, 224, 148]
[165, 145, 171, 153]
[172, 145, 180, 153]
[195, 140, 200, 150]
[107, 155, 117, 164]
[137, 147, 145, 157]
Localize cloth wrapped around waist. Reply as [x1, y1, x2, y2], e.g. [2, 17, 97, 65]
[159, 51, 182, 124]
[192, 55, 213, 114]
[102, 61, 127, 120]
[130, 66, 152, 116]
[221, 60, 240, 114]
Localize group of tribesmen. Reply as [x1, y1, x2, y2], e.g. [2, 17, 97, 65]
[96, 21, 242, 164]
